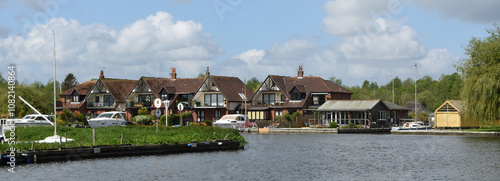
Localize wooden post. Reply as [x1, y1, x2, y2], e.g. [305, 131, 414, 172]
[31, 142, 35, 150]
[64, 132, 67, 146]
[59, 136, 62, 150]
[93, 129, 96, 145]
[120, 134, 124, 144]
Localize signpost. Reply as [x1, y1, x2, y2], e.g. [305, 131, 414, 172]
[164, 100, 170, 127]
[154, 98, 162, 134]
[177, 103, 184, 126]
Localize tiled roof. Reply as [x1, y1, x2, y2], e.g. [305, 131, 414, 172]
[142, 77, 170, 97]
[165, 78, 204, 94]
[101, 79, 137, 102]
[60, 81, 96, 96]
[404, 101, 431, 113]
[267, 75, 352, 108]
[210, 76, 254, 102]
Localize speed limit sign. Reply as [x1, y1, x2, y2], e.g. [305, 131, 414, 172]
[154, 98, 162, 108]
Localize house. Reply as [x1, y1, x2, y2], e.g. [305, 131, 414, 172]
[84, 70, 137, 118]
[57, 80, 96, 114]
[383, 101, 411, 126]
[125, 68, 204, 118]
[249, 65, 351, 121]
[191, 67, 254, 122]
[434, 100, 477, 128]
[315, 99, 390, 128]
[404, 101, 431, 115]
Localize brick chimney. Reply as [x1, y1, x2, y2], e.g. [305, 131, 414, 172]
[297, 65, 303, 79]
[206, 66, 210, 77]
[99, 69, 105, 79]
[171, 68, 177, 80]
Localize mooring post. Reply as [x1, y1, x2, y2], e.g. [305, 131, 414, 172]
[65, 132, 67, 146]
[31, 142, 35, 150]
[59, 136, 62, 150]
[120, 134, 124, 144]
[93, 129, 96, 145]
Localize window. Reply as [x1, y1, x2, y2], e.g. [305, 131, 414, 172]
[275, 110, 282, 118]
[378, 111, 387, 120]
[72, 95, 79, 102]
[161, 94, 168, 101]
[197, 110, 205, 122]
[104, 95, 114, 105]
[249, 111, 266, 120]
[291, 93, 300, 101]
[263, 93, 275, 105]
[204, 93, 224, 107]
[95, 96, 100, 103]
[215, 110, 221, 119]
[181, 94, 193, 101]
[312, 95, 325, 105]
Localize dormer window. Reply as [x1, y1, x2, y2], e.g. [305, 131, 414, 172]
[72, 95, 79, 102]
[291, 93, 301, 101]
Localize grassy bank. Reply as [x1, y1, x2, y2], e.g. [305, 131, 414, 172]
[1, 126, 245, 152]
[465, 126, 500, 132]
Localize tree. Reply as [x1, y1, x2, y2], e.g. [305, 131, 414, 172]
[329, 76, 343, 86]
[61, 73, 79, 92]
[458, 26, 500, 127]
[246, 77, 261, 92]
[197, 73, 206, 78]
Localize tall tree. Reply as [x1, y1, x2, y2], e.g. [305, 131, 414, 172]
[329, 76, 343, 86]
[246, 77, 261, 93]
[458, 26, 500, 127]
[197, 73, 206, 78]
[61, 73, 79, 92]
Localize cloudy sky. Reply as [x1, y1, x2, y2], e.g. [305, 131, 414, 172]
[0, 0, 498, 87]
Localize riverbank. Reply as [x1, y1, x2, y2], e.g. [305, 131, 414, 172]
[244, 127, 500, 136]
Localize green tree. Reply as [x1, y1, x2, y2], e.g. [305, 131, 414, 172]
[197, 73, 206, 78]
[61, 73, 79, 92]
[138, 107, 149, 115]
[246, 77, 261, 92]
[329, 76, 343, 86]
[458, 26, 500, 127]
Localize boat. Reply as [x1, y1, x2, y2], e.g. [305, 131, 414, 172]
[213, 114, 246, 129]
[14, 114, 54, 127]
[88, 112, 130, 128]
[396, 121, 432, 130]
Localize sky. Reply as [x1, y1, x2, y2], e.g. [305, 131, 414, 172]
[0, 0, 499, 87]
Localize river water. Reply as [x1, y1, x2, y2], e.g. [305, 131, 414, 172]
[2, 133, 500, 180]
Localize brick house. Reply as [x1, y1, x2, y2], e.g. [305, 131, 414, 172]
[57, 80, 96, 114]
[84, 70, 137, 119]
[191, 67, 254, 122]
[249, 66, 352, 121]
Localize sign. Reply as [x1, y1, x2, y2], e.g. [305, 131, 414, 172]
[155, 109, 162, 118]
[154, 98, 162, 109]
[177, 103, 184, 111]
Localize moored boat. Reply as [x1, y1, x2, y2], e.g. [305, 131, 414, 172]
[213, 114, 246, 129]
[396, 121, 432, 130]
[88, 112, 130, 128]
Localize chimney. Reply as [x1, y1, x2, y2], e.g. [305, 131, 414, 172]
[171, 68, 177, 80]
[99, 69, 105, 79]
[297, 65, 303, 79]
[206, 66, 210, 77]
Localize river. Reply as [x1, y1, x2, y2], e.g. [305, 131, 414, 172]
[2, 133, 500, 180]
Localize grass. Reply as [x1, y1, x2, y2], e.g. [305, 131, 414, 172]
[464, 126, 500, 132]
[1, 125, 246, 152]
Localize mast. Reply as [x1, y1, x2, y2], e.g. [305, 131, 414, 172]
[244, 76, 247, 126]
[53, 31, 57, 136]
[414, 63, 417, 122]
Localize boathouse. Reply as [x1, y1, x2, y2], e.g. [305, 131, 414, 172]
[434, 100, 477, 128]
[315, 99, 390, 128]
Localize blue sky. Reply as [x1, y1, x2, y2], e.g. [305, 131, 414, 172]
[0, 0, 498, 87]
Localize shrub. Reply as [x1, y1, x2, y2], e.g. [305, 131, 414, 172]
[188, 122, 200, 127]
[138, 107, 148, 115]
[204, 120, 213, 126]
[134, 115, 152, 125]
[329, 122, 338, 128]
[315, 124, 323, 128]
[348, 123, 357, 129]
[75, 112, 88, 125]
[160, 115, 166, 125]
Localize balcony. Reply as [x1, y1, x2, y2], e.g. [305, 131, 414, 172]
[87, 102, 114, 108]
[126, 101, 152, 108]
[252, 100, 285, 107]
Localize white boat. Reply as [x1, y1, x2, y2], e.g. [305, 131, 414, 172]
[14, 114, 54, 127]
[213, 114, 246, 129]
[397, 121, 432, 130]
[88, 112, 130, 128]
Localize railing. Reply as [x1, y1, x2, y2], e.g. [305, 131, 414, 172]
[252, 100, 285, 107]
[308, 119, 370, 128]
[87, 102, 114, 108]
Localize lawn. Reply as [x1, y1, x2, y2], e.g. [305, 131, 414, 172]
[1, 125, 245, 152]
[465, 126, 500, 132]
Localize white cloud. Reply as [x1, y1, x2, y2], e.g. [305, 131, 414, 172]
[0, 11, 223, 82]
[418, 49, 457, 77]
[415, 0, 500, 24]
[231, 49, 265, 65]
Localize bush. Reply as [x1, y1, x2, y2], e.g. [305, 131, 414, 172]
[134, 115, 153, 125]
[204, 120, 213, 126]
[138, 107, 149, 115]
[75, 112, 88, 125]
[329, 122, 338, 128]
[315, 124, 323, 128]
[188, 122, 200, 127]
[348, 123, 357, 129]
[160, 115, 166, 125]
